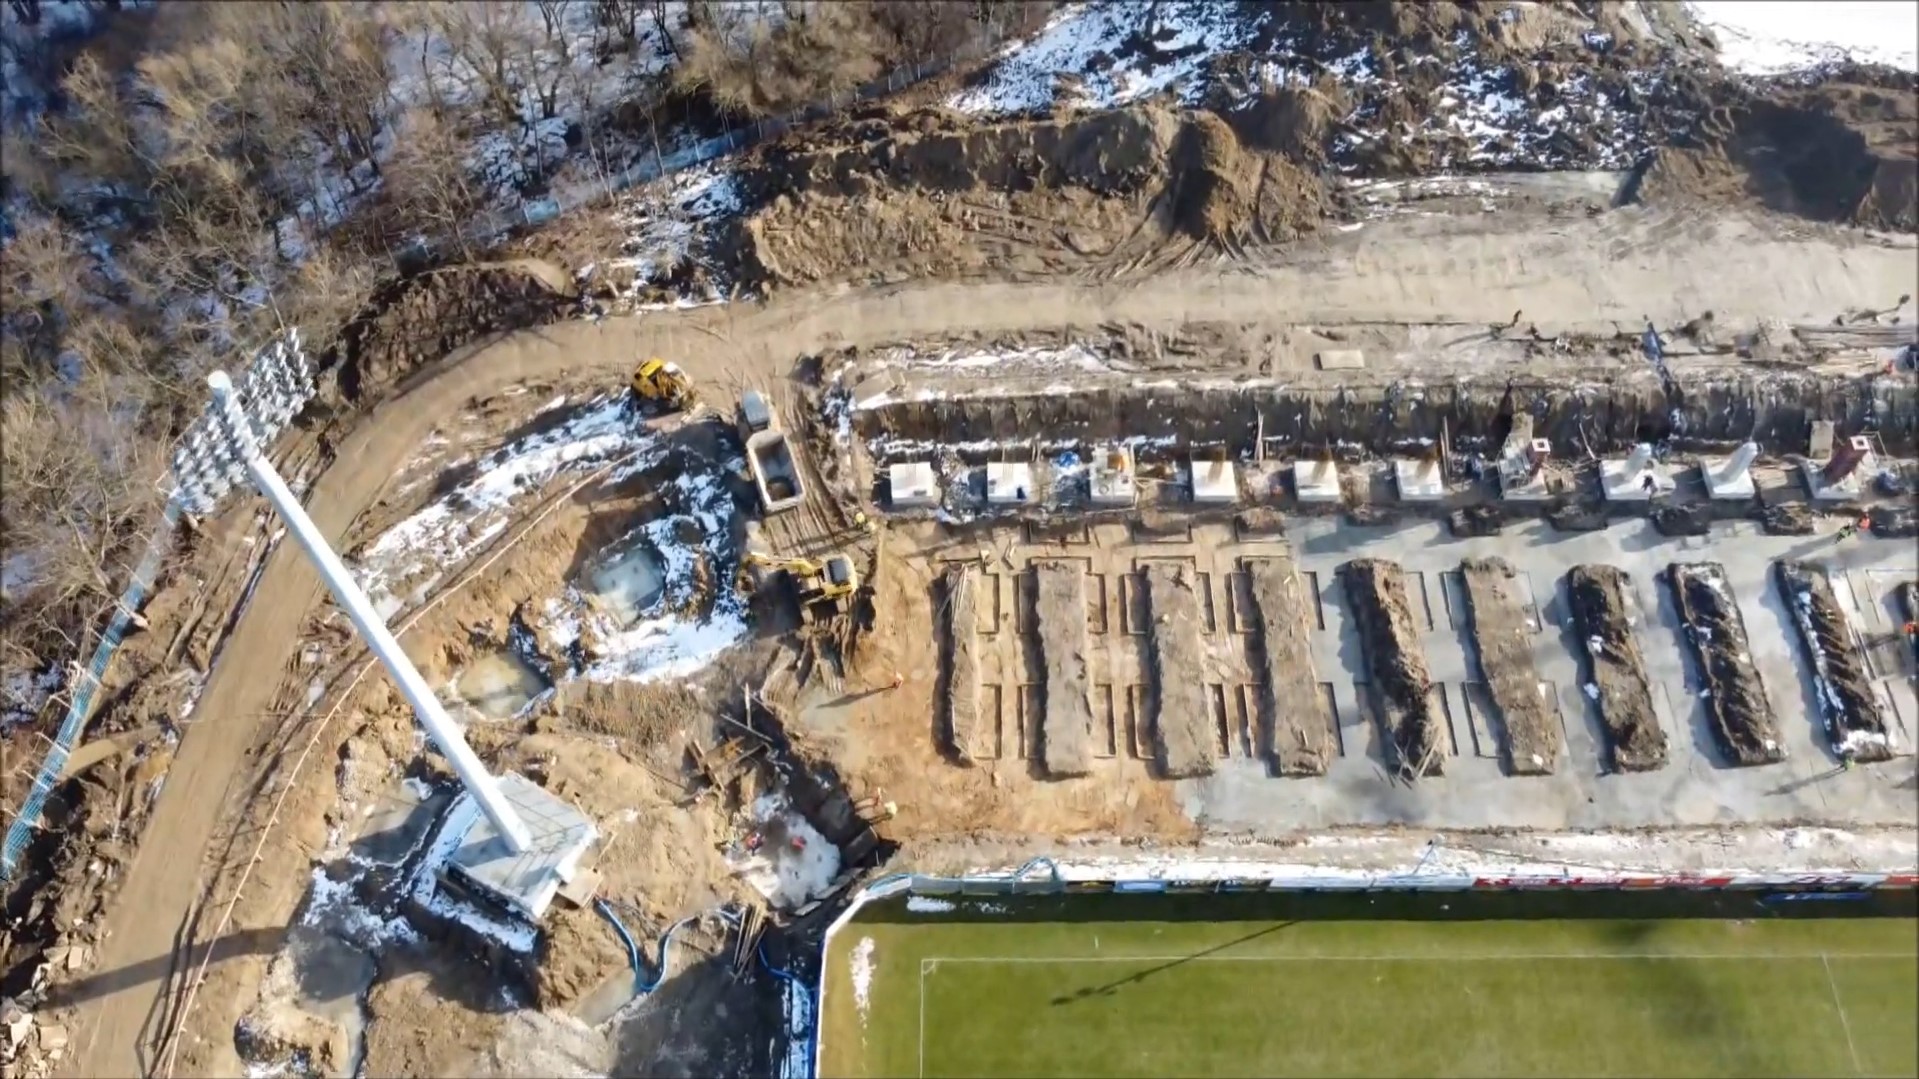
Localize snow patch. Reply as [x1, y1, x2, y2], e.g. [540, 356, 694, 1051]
[1690, 1, 1918, 75]
[351, 394, 658, 614]
[950, 2, 1256, 115]
[727, 793, 843, 911]
[849, 937, 876, 1024]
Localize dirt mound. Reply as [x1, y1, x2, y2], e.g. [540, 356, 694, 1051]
[720, 102, 1329, 289]
[1636, 73, 1919, 231]
[1341, 558, 1443, 779]
[1165, 111, 1259, 242]
[330, 260, 578, 406]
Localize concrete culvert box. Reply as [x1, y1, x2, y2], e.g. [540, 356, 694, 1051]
[1190, 457, 1238, 505]
[747, 430, 805, 513]
[888, 461, 938, 509]
[986, 462, 1034, 506]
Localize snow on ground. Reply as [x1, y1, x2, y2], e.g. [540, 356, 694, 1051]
[350, 393, 656, 617]
[950, 1, 1256, 115]
[849, 937, 876, 1026]
[726, 793, 844, 911]
[539, 462, 749, 685]
[1690, 1, 1919, 75]
[965, 827, 1919, 881]
[1324, 36, 1660, 172]
[590, 162, 746, 306]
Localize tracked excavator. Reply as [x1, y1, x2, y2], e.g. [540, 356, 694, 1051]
[735, 550, 858, 625]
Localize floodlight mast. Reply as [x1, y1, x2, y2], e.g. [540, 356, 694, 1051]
[204, 370, 533, 853]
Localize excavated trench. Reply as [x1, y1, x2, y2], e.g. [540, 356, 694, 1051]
[1668, 562, 1784, 767]
[1775, 561, 1893, 762]
[1566, 565, 1669, 773]
[855, 371, 1916, 458]
[1342, 558, 1443, 779]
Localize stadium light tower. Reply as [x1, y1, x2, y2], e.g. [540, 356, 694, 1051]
[196, 368, 535, 852]
[176, 340, 595, 919]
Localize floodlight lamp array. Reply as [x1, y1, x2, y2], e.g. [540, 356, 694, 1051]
[170, 331, 315, 515]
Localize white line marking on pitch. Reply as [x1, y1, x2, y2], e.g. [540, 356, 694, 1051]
[918, 958, 929, 1079]
[922, 951, 1911, 964]
[1821, 953, 1866, 1076]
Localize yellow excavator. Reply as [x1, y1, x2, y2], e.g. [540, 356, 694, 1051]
[631, 357, 696, 412]
[736, 551, 858, 624]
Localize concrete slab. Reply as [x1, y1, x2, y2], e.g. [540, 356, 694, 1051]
[1701, 460, 1757, 500]
[1601, 445, 1673, 502]
[1800, 459, 1872, 502]
[887, 461, 938, 509]
[1191, 458, 1238, 505]
[905, 507, 1918, 837]
[1393, 458, 1446, 502]
[443, 772, 597, 920]
[1316, 349, 1365, 371]
[1294, 460, 1342, 504]
[985, 462, 1034, 506]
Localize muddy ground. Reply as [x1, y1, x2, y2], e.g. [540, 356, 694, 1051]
[1460, 557, 1562, 777]
[682, 5, 1919, 296]
[1245, 558, 1333, 776]
[1143, 562, 1215, 779]
[939, 564, 986, 763]
[1341, 558, 1443, 779]
[1031, 561, 1095, 777]
[1668, 561, 1784, 767]
[1566, 565, 1669, 773]
[9, 4, 1918, 1076]
[1775, 561, 1893, 763]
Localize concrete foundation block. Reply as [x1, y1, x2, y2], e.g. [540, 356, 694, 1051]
[1294, 460, 1342, 504]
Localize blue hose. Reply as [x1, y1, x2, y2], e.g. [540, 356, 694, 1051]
[594, 898, 704, 995]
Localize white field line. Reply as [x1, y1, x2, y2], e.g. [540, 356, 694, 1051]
[917, 958, 928, 1079]
[156, 449, 642, 1077]
[917, 951, 1910, 964]
[1821, 953, 1865, 1076]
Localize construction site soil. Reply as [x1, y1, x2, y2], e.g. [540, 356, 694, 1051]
[1459, 557, 1562, 777]
[1668, 561, 1785, 768]
[1775, 560, 1894, 763]
[1566, 564, 1669, 773]
[5, 7, 1918, 1078]
[1245, 557, 1334, 777]
[1340, 558, 1444, 779]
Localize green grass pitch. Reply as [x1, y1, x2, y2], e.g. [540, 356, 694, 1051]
[817, 893, 1919, 1078]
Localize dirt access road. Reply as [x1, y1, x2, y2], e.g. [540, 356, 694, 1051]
[62, 205, 1918, 1077]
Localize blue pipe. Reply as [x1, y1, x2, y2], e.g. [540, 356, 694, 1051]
[594, 898, 705, 995]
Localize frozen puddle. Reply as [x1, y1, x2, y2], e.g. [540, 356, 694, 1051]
[585, 542, 667, 625]
[452, 649, 550, 719]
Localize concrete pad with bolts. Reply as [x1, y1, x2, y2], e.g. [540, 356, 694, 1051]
[887, 461, 938, 509]
[442, 772, 597, 920]
[1294, 460, 1342, 503]
[1393, 458, 1446, 502]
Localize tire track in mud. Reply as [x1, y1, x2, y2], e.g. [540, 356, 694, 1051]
[64, 213, 1919, 1076]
